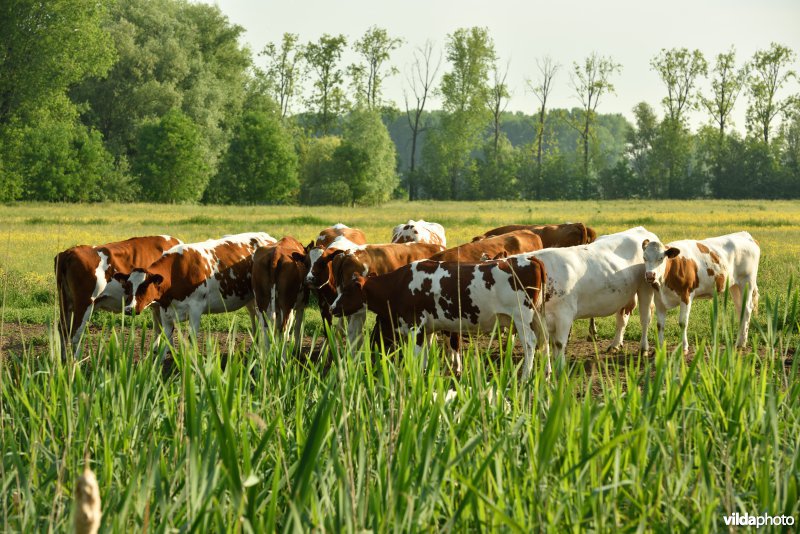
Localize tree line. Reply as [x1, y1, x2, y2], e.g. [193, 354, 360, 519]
[1, 0, 798, 204]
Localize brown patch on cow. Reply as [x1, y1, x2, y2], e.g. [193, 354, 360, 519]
[314, 226, 367, 248]
[663, 257, 700, 304]
[437, 263, 480, 323]
[432, 230, 542, 262]
[696, 242, 710, 254]
[709, 251, 721, 264]
[252, 236, 307, 329]
[472, 223, 593, 248]
[416, 260, 440, 275]
[707, 268, 714, 276]
[714, 274, 726, 293]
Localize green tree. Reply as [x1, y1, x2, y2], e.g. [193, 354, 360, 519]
[746, 43, 797, 145]
[527, 56, 560, 191]
[299, 136, 346, 205]
[0, 0, 114, 123]
[403, 41, 441, 200]
[207, 109, 299, 204]
[133, 109, 210, 203]
[74, 0, 250, 169]
[650, 48, 707, 197]
[701, 48, 748, 137]
[569, 53, 621, 196]
[422, 27, 495, 199]
[260, 33, 306, 120]
[332, 108, 398, 205]
[305, 34, 348, 134]
[626, 102, 659, 197]
[349, 26, 403, 109]
[651, 48, 708, 124]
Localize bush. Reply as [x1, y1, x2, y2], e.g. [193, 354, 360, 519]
[133, 109, 210, 203]
[206, 110, 299, 204]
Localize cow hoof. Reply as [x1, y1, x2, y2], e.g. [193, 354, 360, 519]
[606, 345, 621, 354]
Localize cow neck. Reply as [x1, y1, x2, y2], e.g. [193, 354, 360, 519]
[362, 275, 393, 316]
[662, 256, 699, 304]
[147, 256, 175, 301]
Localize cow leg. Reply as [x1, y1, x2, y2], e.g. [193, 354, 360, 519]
[637, 287, 653, 354]
[70, 300, 94, 359]
[189, 310, 202, 343]
[678, 299, 693, 355]
[446, 333, 462, 377]
[157, 312, 176, 360]
[517, 319, 537, 381]
[292, 301, 305, 348]
[735, 281, 757, 348]
[549, 313, 572, 360]
[346, 306, 367, 351]
[531, 310, 551, 379]
[246, 300, 259, 335]
[607, 308, 631, 354]
[587, 317, 598, 341]
[57, 294, 75, 360]
[655, 299, 668, 350]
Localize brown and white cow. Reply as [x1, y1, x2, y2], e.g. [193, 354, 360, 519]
[305, 225, 368, 330]
[472, 222, 596, 248]
[252, 236, 308, 354]
[54, 235, 182, 357]
[330, 256, 548, 379]
[642, 232, 760, 354]
[430, 230, 543, 262]
[114, 232, 275, 343]
[391, 219, 447, 247]
[320, 242, 446, 346]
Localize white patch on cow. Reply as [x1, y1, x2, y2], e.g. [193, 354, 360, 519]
[308, 247, 323, 265]
[91, 251, 109, 300]
[332, 223, 349, 230]
[391, 220, 447, 247]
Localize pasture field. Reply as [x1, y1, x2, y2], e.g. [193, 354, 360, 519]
[1, 200, 799, 531]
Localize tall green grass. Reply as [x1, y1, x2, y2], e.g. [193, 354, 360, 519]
[1, 293, 799, 531]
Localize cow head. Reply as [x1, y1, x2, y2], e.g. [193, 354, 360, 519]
[305, 248, 344, 288]
[330, 273, 367, 317]
[641, 239, 680, 289]
[113, 269, 165, 314]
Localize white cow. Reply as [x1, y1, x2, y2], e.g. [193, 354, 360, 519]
[391, 219, 447, 247]
[642, 232, 760, 353]
[526, 226, 660, 357]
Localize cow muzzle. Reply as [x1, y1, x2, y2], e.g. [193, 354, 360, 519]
[123, 306, 134, 316]
[645, 271, 657, 283]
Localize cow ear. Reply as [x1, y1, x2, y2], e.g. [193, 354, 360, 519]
[113, 272, 129, 283]
[291, 251, 306, 263]
[150, 274, 164, 286]
[641, 239, 650, 251]
[305, 241, 314, 253]
[665, 247, 680, 259]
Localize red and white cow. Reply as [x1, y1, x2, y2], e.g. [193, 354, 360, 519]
[54, 235, 182, 356]
[526, 226, 660, 357]
[114, 233, 275, 343]
[391, 220, 447, 247]
[642, 232, 760, 353]
[252, 236, 308, 354]
[325, 242, 446, 346]
[306, 229, 368, 331]
[472, 222, 596, 248]
[330, 255, 548, 378]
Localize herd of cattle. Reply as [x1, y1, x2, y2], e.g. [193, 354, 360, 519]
[54, 219, 761, 378]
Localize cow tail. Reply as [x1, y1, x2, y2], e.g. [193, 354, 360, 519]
[53, 251, 73, 340]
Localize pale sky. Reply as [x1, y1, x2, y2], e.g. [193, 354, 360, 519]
[204, 0, 800, 131]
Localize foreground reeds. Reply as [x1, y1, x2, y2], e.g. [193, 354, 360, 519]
[1, 290, 798, 532]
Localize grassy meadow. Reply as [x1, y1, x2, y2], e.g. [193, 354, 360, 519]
[1, 199, 799, 531]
